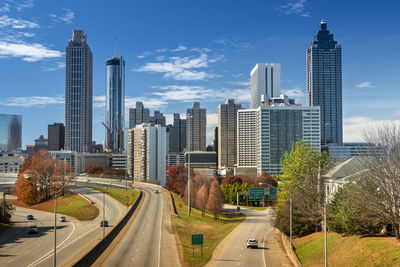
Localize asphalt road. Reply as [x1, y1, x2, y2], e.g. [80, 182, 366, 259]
[207, 206, 276, 267]
[0, 186, 124, 267]
[103, 184, 164, 267]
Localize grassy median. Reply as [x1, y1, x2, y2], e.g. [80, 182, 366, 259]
[87, 186, 140, 206]
[10, 191, 99, 221]
[171, 192, 245, 267]
[293, 232, 400, 266]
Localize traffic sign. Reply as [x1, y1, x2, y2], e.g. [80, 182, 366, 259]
[269, 187, 277, 200]
[249, 188, 265, 200]
[191, 234, 203, 245]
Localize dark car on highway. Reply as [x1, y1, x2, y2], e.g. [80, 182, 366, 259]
[27, 215, 34, 220]
[100, 220, 109, 227]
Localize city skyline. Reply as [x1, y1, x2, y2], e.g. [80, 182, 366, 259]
[0, 0, 399, 148]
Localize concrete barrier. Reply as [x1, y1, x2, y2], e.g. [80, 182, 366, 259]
[161, 186, 178, 217]
[281, 233, 302, 267]
[73, 191, 143, 267]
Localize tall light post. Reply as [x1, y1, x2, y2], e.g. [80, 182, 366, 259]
[278, 180, 328, 266]
[24, 173, 68, 267]
[278, 181, 292, 247]
[187, 114, 193, 217]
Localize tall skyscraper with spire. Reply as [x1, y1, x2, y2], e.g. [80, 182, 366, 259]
[65, 29, 93, 152]
[105, 56, 125, 153]
[307, 21, 343, 146]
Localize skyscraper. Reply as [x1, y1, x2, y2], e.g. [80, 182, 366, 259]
[105, 56, 125, 153]
[0, 114, 22, 152]
[307, 20, 343, 146]
[186, 102, 207, 152]
[150, 110, 166, 126]
[129, 102, 150, 128]
[171, 113, 186, 152]
[127, 124, 166, 185]
[65, 29, 93, 153]
[237, 105, 320, 174]
[218, 99, 242, 168]
[250, 63, 281, 108]
[48, 123, 65, 151]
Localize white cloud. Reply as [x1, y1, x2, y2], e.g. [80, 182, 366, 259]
[0, 41, 62, 61]
[0, 3, 11, 12]
[49, 8, 75, 24]
[42, 61, 65, 71]
[282, 87, 305, 99]
[135, 54, 218, 81]
[3, 95, 64, 107]
[171, 45, 187, 52]
[343, 116, 400, 142]
[356, 82, 375, 88]
[229, 80, 250, 87]
[93, 95, 168, 110]
[0, 15, 39, 29]
[279, 0, 310, 17]
[16, 0, 34, 12]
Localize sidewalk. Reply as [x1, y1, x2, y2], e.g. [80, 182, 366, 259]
[264, 228, 294, 267]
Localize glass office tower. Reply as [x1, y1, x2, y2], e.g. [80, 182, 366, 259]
[105, 56, 125, 153]
[307, 21, 343, 146]
[0, 114, 22, 152]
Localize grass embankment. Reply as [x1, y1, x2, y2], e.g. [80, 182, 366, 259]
[171, 192, 245, 267]
[87, 186, 139, 206]
[293, 232, 400, 267]
[10, 191, 99, 221]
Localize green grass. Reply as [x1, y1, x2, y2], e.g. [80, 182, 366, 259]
[9, 192, 99, 221]
[171, 193, 245, 267]
[0, 222, 11, 235]
[293, 232, 400, 267]
[87, 186, 140, 206]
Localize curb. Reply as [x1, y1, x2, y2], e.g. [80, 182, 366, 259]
[281, 233, 302, 267]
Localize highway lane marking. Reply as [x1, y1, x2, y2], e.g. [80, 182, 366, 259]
[27, 220, 76, 267]
[209, 219, 245, 267]
[158, 192, 163, 267]
[100, 191, 146, 267]
[262, 208, 273, 267]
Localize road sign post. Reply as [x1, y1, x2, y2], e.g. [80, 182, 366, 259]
[191, 234, 204, 257]
[249, 188, 265, 200]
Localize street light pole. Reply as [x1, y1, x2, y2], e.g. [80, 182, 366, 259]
[187, 114, 192, 217]
[289, 190, 292, 247]
[324, 197, 328, 267]
[103, 190, 106, 239]
[54, 192, 57, 267]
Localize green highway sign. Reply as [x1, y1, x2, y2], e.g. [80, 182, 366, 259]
[249, 188, 265, 200]
[192, 234, 203, 245]
[269, 187, 277, 200]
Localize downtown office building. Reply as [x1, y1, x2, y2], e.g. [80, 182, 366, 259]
[307, 21, 343, 146]
[129, 102, 150, 129]
[250, 63, 281, 108]
[127, 124, 166, 185]
[105, 56, 125, 153]
[65, 29, 93, 153]
[186, 102, 207, 152]
[237, 106, 320, 174]
[218, 99, 242, 169]
[0, 114, 22, 152]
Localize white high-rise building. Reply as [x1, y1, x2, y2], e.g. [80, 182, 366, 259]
[250, 63, 281, 108]
[237, 105, 320, 174]
[65, 29, 93, 153]
[127, 124, 166, 185]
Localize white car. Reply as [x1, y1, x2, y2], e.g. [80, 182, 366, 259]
[28, 225, 38, 234]
[59, 216, 67, 222]
[246, 239, 258, 249]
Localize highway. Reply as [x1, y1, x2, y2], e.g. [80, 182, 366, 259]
[207, 206, 292, 267]
[102, 183, 180, 267]
[0, 186, 124, 267]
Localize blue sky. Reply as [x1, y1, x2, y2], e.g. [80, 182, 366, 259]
[0, 0, 399, 148]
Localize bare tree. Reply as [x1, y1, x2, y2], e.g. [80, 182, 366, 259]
[196, 184, 209, 216]
[206, 179, 224, 220]
[352, 122, 400, 239]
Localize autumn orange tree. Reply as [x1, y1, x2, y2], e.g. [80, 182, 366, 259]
[196, 184, 209, 216]
[85, 164, 103, 174]
[206, 179, 225, 220]
[14, 149, 75, 205]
